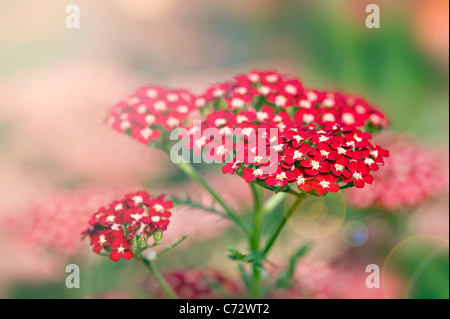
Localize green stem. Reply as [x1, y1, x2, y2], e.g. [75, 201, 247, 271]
[262, 192, 307, 257]
[249, 182, 264, 299]
[176, 161, 249, 235]
[140, 257, 178, 299]
[262, 192, 286, 215]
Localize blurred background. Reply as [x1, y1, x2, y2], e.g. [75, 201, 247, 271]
[0, 0, 448, 299]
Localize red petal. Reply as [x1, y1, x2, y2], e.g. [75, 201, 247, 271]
[109, 251, 121, 262]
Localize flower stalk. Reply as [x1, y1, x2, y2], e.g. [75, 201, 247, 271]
[263, 191, 307, 257]
[139, 257, 179, 299]
[176, 161, 250, 235]
[249, 182, 264, 298]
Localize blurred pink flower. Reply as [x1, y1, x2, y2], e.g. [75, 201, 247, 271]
[5, 187, 139, 256]
[269, 258, 334, 299]
[410, 198, 449, 239]
[144, 268, 241, 299]
[1, 59, 171, 186]
[0, 186, 136, 290]
[345, 133, 449, 211]
[328, 266, 388, 299]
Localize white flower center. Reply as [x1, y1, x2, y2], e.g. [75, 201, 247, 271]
[120, 121, 131, 130]
[167, 93, 179, 102]
[256, 112, 269, 122]
[154, 101, 167, 111]
[342, 113, 355, 125]
[323, 98, 335, 108]
[177, 105, 189, 113]
[214, 118, 226, 127]
[167, 117, 180, 127]
[320, 150, 329, 157]
[151, 216, 161, 223]
[319, 180, 330, 189]
[216, 145, 227, 155]
[259, 86, 270, 95]
[140, 127, 153, 139]
[248, 73, 260, 82]
[133, 196, 143, 205]
[297, 176, 306, 185]
[293, 151, 303, 160]
[213, 89, 224, 97]
[131, 213, 143, 221]
[353, 172, 363, 180]
[231, 98, 245, 109]
[303, 114, 314, 123]
[311, 160, 320, 170]
[266, 74, 278, 83]
[299, 100, 312, 109]
[253, 169, 263, 177]
[99, 235, 107, 245]
[106, 215, 115, 223]
[235, 87, 247, 95]
[337, 147, 347, 155]
[145, 114, 156, 124]
[146, 89, 158, 98]
[236, 115, 248, 123]
[275, 95, 288, 106]
[273, 144, 284, 152]
[285, 84, 297, 95]
[137, 104, 147, 113]
[307, 92, 317, 101]
[353, 134, 362, 142]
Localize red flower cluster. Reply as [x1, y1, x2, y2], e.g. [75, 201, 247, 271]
[107, 86, 197, 145]
[346, 134, 449, 211]
[197, 70, 389, 129]
[217, 125, 389, 195]
[107, 70, 390, 195]
[83, 191, 173, 262]
[187, 70, 389, 195]
[145, 268, 240, 299]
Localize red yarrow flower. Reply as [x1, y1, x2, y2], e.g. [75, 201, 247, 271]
[83, 191, 174, 262]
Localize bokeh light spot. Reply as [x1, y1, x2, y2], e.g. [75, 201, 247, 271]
[342, 220, 369, 247]
[284, 191, 346, 240]
[382, 235, 449, 299]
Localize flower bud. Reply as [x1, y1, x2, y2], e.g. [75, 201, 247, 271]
[131, 236, 138, 252]
[138, 236, 148, 248]
[153, 231, 163, 244]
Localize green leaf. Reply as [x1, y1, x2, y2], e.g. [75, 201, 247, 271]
[227, 246, 248, 261]
[227, 247, 264, 271]
[170, 195, 228, 219]
[237, 262, 251, 289]
[276, 243, 310, 288]
[157, 234, 189, 256]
